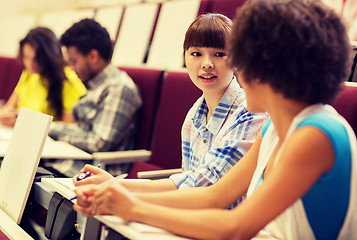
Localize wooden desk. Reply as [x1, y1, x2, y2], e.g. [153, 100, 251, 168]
[90, 215, 190, 240]
[0, 209, 33, 240]
[0, 126, 92, 160]
[36, 178, 190, 240]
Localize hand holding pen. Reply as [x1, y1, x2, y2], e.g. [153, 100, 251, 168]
[73, 173, 130, 216]
[70, 173, 128, 201]
[77, 164, 101, 181]
[73, 164, 114, 187]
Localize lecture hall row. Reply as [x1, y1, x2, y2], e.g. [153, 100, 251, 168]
[0, 0, 357, 239]
[0, 0, 246, 72]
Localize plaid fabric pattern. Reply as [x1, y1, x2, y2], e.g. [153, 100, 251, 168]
[170, 78, 268, 205]
[49, 64, 142, 153]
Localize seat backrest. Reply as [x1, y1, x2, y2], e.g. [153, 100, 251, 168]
[94, 6, 124, 42]
[146, 0, 200, 70]
[0, 14, 36, 57]
[112, 3, 159, 67]
[0, 57, 23, 101]
[332, 83, 357, 135]
[118, 66, 164, 150]
[198, 0, 213, 16]
[38, 9, 95, 37]
[349, 48, 357, 82]
[149, 71, 202, 169]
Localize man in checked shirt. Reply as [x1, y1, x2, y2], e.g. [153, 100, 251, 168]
[48, 18, 142, 177]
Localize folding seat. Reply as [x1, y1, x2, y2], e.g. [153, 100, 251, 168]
[111, 3, 159, 67]
[0, 57, 22, 101]
[118, 66, 164, 150]
[38, 9, 95, 37]
[127, 71, 202, 179]
[94, 6, 124, 42]
[0, 14, 36, 57]
[332, 82, 357, 135]
[92, 67, 165, 170]
[146, 0, 200, 70]
[211, 0, 246, 19]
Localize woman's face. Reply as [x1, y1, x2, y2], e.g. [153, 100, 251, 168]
[22, 43, 40, 74]
[185, 47, 233, 97]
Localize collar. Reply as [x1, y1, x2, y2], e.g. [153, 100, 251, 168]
[193, 76, 241, 135]
[86, 63, 116, 90]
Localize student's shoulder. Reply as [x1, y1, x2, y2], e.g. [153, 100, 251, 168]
[104, 71, 142, 104]
[297, 113, 348, 143]
[106, 67, 136, 87]
[298, 113, 345, 133]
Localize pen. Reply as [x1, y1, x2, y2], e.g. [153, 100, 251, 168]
[77, 164, 101, 181]
[69, 173, 128, 201]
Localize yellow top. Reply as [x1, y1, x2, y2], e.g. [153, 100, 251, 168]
[14, 67, 86, 119]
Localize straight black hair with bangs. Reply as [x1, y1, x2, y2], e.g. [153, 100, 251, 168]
[183, 13, 232, 51]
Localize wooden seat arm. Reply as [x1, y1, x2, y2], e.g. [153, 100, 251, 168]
[137, 168, 182, 179]
[92, 149, 151, 169]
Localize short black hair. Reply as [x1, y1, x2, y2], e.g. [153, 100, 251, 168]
[228, 0, 352, 104]
[60, 18, 113, 61]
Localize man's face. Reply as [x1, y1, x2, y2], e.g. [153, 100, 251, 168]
[66, 46, 94, 83]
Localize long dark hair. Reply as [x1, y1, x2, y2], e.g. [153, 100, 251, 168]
[19, 27, 65, 118]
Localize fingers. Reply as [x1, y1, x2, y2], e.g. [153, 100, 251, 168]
[0, 112, 16, 127]
[91, 184, 115, 215]
[91, 183, 136, 219]
[0, 119, 16, 127]
[74, 185, 97, 206]
[73, 203, 94, 217]
[74, 182, 137, 220]
[73, 185, 99, 216]
[73, 164, 113, 187]
[81, 164, 102, 174]
[73, 172, 94, 186]
[75, 184, 97, 197]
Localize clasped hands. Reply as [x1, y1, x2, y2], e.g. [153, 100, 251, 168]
[72, 164, 138, 221]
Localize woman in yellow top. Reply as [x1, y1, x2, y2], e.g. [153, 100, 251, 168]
[0, 27, 86, 126]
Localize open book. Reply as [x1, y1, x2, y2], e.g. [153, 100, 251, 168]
[41, 178, 76, 200]
[41, 177, 171, 235]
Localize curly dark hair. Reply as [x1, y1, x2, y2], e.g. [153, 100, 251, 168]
[60, 18, 113, 61]
[19, 27, 65, 119]
[228, 0, 352, 104]
[183, 13, 232, 51]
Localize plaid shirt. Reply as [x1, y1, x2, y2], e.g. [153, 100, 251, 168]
[49, 64, 142, 153]
[170, 78, 268, 200]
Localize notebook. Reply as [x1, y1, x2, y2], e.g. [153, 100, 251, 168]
[41, 177, 76, 200]
[0, 107, 52, 224]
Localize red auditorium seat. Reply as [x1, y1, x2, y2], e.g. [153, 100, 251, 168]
[198, 0, 213, 16]
[332, 83, 357, 136]
[210, 0, 246, 19]
[0, 57, 22, 102]
[128, 71, 202, 178]
[118, 66, 164, 150]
